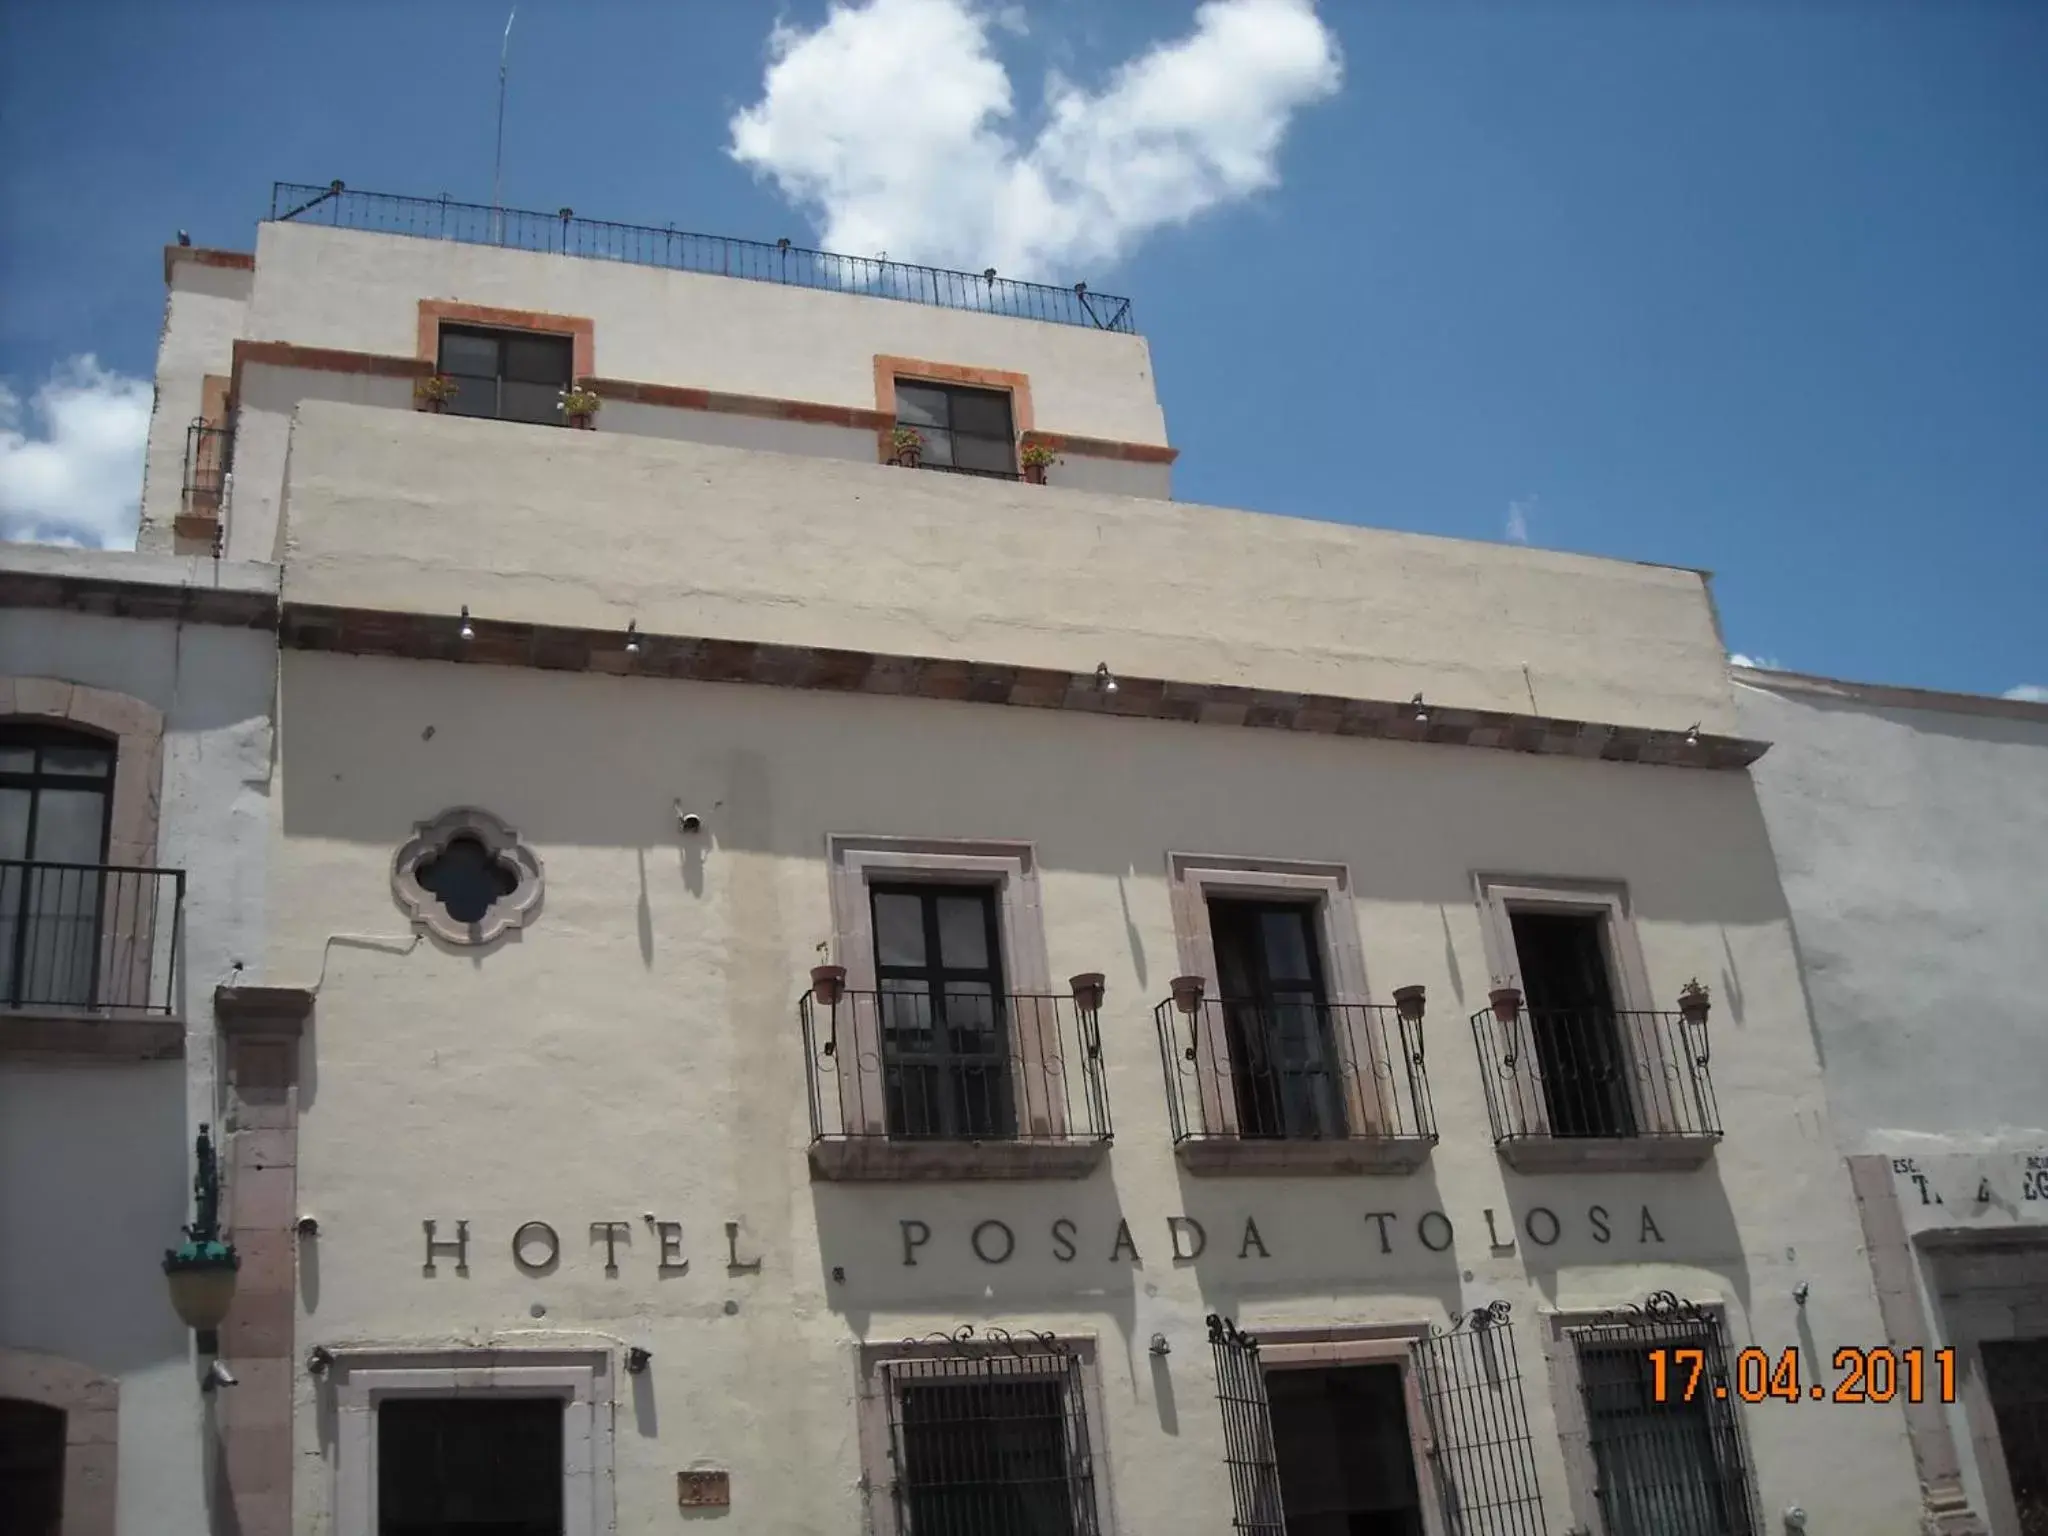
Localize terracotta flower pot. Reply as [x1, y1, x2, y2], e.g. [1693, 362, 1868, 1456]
[810, 964, 846, 1007]
[423, 398, 446, 414]
[1392, 984, 1427, 1023]
[1070, 972, 1107, 1012]
[1170, 974, 1206, 1014]
[1024, 462, 1048, 485]
[1677, 980, 1711, 1029]
[569, 412, 595, 430]
[1488, 985, 1523, 1024]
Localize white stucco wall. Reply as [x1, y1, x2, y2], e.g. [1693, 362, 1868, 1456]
[138, 257, 252, 551]
[1733, 671, 2048, 1150]
[245, 221, 1169, 445]
[270, 649, 1921, 1533]
[1, 549, 279, 1534]
[278, 403, 1735, 735]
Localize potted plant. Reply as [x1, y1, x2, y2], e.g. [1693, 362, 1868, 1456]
[1676, 978, 1711, 1026]
[1488, 982, 1523, 1024]
[1169, 974, 1206, 1014]
[890, 425, 925, 468]
[413, 374, 460, 413]
[1070, 972, 1107, 1013]
[810, 963, 846, 1007]
[1020, 442, 1061, 485]
[558, 382, 602, 429]
[1392, 984, 1427, 1023]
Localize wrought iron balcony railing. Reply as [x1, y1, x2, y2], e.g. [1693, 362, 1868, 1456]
[270, 181, 1137, 333]
[1155, 996, 1436, 1171]
[1469, 1005, 1721, 1161]
[181, 419, 231, 522]
[1, 859, 185, 1015]
[800, 986, 1111, 1178]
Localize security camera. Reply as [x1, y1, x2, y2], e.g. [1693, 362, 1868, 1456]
[206, 1359, 238, 1390]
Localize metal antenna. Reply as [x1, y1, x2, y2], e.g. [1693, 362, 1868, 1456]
[491, 6, 516, 243]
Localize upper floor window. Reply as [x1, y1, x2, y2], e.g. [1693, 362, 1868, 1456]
[2, 726, 116, 1009]
[895, 381, 1016, 477]
[438, 326, 573, 426]
[1208, 897, 1346, 1141]
[871, 883, 1013, 1140]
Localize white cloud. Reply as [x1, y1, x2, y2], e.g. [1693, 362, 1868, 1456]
[2002, 684, 2048, 703]
[727, 0, 1342, 279]
[1728, 653, 1784, 671]
[1505, 495, 1535, 544]
[0, 356, 150, 550]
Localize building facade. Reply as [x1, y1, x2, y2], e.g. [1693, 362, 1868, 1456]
[1737, 667, 2048, 1536]
[98, 182, 1939, 1534]
[0, 544, 279, 1536]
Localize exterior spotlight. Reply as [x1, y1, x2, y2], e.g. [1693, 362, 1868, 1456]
[1148, 1333, 1171, 1357]
[205, 1359, 238, 1391]
[1411, 693, 1429, 724]
[983, 267, 997, 284]
[1075, 282, 1087, 296]
[458, 606, 475, 642]
[307, 1345, 335, 1376]
[1685, 722, 1701, 746]
[1095, 662, 1118, 695]
[1792, 1281, 1810, 1307]
[163, 1125, 239, 1357]
[625, 620, 642, 656]
[626, 1347, 653, 1374]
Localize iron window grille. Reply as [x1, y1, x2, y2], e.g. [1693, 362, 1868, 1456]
[1982, 1338, 2048, 1535]
[1208, 1305, 1548, 1536]
[1570, 1292, 1760, 1536]
[895, 381, 1018, 478]
[877, 1327, 1100, 1536]
[436, 325, 574, 427]
[181, 418, 232, 520]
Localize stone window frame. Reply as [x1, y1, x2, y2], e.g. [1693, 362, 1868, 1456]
[1540, 1300, 1761, 1535]
[1248, 1321, 1449, 1536]
[325, 1347, 614, 1536]
[391, 807, 544, 947]
[1471, 872, 1708, 1162]
[415, 301, 596, 389]
[0, 1348, 118, 1536]
[1, 677, 172, 1053]
[853, 1333, 1117, 1536]
[1165, 853, 1401, 1159]
[871, 355, 1036, 468]
[823, 834, 1061, 1142]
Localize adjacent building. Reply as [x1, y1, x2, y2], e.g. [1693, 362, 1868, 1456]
[0, 544, 278, 1535]
[13, 178, 1957, 1533]
[1737, 666, 2048, 1536]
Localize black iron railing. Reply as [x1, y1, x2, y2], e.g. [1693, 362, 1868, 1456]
[1, 860, 185, 1014]
[802, 988, 1110, 1146]
[1156, 998, 1435, 1146]
[269, 181, 1137, 333]
[181, 420, 231, 521]
[1469, 1006, 1720, 1144]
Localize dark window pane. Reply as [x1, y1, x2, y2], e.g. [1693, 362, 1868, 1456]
[0, 746, 35, 773]
[503, 333, 572, 385]
[41, 745, 112, 778]
[377, 1396, 564, 1535]
[29, 788, 108, 864]
[443, 379, 498, 419]
[894, 382, 949, 430]
[936, 895, 990, 969]
[1259, 908, 1314, 985]
[437, 331, 499, 376]
[0, 789, 29, 861]
[874, 892, 927, 967]
[949, 388, 1014, 439]
[0, 1398, 67, 1536]
[953, 432, 1016, 475]
[415, 836, 518, 925]
[500, 380, 566, 426]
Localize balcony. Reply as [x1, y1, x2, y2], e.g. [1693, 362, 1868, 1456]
[1469, 1003, 1721, 1171]
[270, 181, 1136, 333]
[1, 859, 186, 1060]
[800, 986, 1112, 1181]
[1155, 997, 1437, 1176]
[178, 419, 231, 541]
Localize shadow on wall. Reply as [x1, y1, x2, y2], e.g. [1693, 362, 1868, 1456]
[275, 656, 1795, 929]
[1495, 1164, 1749, 1316]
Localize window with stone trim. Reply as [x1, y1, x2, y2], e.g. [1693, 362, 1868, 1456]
[895, 380, 1018, 477]
[392, 808, 544, 946]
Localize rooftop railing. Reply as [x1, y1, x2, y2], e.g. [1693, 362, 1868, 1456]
[268, 181, 1137, 334]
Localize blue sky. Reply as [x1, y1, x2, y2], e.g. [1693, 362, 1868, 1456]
[2, 0, 2042, 699]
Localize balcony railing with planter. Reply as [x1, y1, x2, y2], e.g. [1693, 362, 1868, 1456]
[1154, 981, 1437, 1175]
[2, 861, 186, 1056]
[800, 972, 1113, 1181]
[1469, 983, 1721, 1170]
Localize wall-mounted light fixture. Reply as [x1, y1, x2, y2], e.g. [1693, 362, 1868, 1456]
[1685, 722, 1701, 747]
[1095, 662, 1118, 695]
[626, 1347, 653, 1375]
[625, 621, 642, 657]
[1792, 1282, 1810, 1307]
[458, 605, 475, 642]
[1411, 693, 1429, 724]
[1148, 1333, 1171, 1357]
[162, 1125, 239, 1358]
[306, 1345, 335, 1377]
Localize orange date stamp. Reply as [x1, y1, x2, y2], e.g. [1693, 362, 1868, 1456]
[1650, 1346, 1957, 1405]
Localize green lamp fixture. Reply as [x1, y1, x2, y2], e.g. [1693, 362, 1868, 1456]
[162, 1124, 239, 1354]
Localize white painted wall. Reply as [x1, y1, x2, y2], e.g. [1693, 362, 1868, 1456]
[0, 548, 279, 1534]
[279, 403, 1736, 735]
[137, 258, 252, 551]
[1734, 672, 2048, 1150]
[271, 649, 1921, 1534]
[246, 221, 1169, 445]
